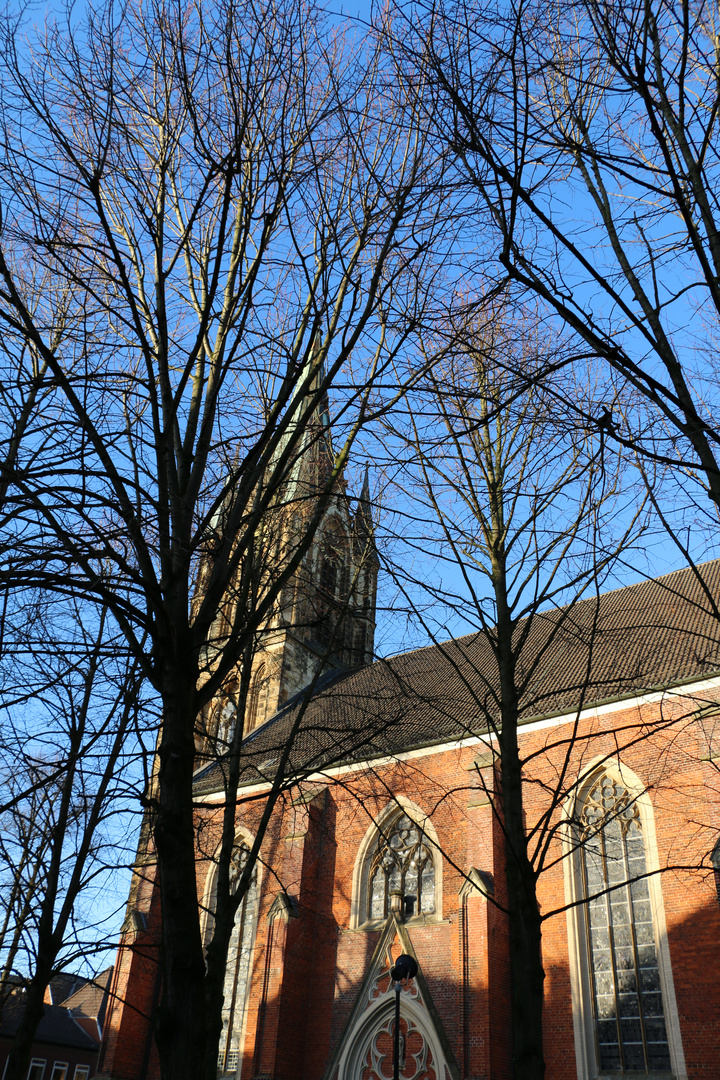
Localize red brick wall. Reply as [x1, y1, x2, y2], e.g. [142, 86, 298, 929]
[104, 686, 720, 1079]
[98, 865, 161, 1080]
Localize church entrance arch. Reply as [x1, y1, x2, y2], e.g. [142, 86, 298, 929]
[337, 993, 448, 1080]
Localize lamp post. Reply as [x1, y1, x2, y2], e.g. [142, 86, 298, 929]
[390, 954, 418, 1080]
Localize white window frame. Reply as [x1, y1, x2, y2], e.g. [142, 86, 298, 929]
[27, 1060, 46, 1080]
[72, 1066, 89, 1080]
[50, 1063, 68, 1080]
[562, 759, 687, 1080]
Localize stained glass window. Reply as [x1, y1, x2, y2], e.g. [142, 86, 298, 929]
[367, 813, 435, 921]
[579, 774, 671, 1074]
[217, 847, 259, 1075]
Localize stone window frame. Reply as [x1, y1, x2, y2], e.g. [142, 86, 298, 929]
[216, 693, 237, 747]
[335, 988, 449, 1080]
[562, 758, 687, 1080]
[245, 663, 266, 735]
[350, 798, 443, 930]
[200, 828, 262, 1077]
[317, 516, 350, 600]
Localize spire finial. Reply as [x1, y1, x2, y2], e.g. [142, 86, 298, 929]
[360, 464, 371, 505]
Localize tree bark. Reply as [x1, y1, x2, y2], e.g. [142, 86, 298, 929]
[494, 557, 546, 1080]
[153, 649, 208, 1080]
[4, 954, 54, 1080]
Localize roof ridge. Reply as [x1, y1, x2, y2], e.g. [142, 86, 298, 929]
[378, 559, 720, 663]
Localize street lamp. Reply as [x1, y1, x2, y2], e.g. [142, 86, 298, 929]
[390, 954, 418, 1080]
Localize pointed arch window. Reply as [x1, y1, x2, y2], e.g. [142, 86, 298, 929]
[216, 846, 259, 1076]
[246, 664, 266, 734]
[319, 522, 348, 601]
[366, 813, 435, 922]
[578, 772, 671, 1074]
[216, 692, 237, 748]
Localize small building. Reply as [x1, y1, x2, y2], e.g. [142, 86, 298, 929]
[2, 969, 112, 1080]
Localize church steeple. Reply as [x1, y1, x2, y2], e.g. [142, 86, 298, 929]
[355, 465, 378, 560]
[198, 349, 378, 755]
[274, 334, 336, 502]
[249, 453, 377, 726]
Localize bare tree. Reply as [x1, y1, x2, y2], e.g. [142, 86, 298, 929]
[0, 769, 55, 1009]
[0, 593, 145, 1076]
[0, 1, 450, 1078]
[378, 302, 655, 1079]
[385, 0, 720, 546]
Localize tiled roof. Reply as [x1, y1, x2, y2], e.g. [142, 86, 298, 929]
[0, 1003, 99, 1049]
[45, 973, 87, 1006]
[194, 560, 720, 795]
[61, 967, 113, 1036]
[60, 967, 111, 1015]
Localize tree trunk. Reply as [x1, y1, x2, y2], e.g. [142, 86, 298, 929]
[504, 817, 546, 1080]
[494, 563, 546, 1080]
[153, 653, 207, 1080]
[4, 954, 54, 1080]
[499, 705, 546, 1080]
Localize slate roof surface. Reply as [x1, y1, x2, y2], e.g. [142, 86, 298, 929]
[45, 973, 87, 1006]
[61, 967, 113, 1041]
[194, 560, 720, 795]
[60, 967, 112, 1018]
[0, 1003, 99, 1049]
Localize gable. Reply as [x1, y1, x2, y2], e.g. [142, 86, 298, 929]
[323, 913, 459, 1080]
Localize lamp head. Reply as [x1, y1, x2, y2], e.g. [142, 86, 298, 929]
[390, 954, 418, 984]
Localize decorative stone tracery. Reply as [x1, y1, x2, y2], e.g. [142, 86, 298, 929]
[578, 773, 671, 1074]
[368, 814, 435, 921]
[359, 1013, 437, 1080]
[216, 846, 259, 1076]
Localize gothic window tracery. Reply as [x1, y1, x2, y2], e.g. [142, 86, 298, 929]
[359, 1013, 436, 1080]
[245, 664, 266, 734]
[366, 813, 435, 922]
[216, 846, 259, 1076]
[578, 773, 671, 1074]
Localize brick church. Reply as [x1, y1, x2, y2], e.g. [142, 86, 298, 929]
[97, 387, 720, 1080]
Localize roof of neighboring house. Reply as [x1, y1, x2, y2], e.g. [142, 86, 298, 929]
[61, 967, 113, 1041]
[194, 559, 720, 795]
[0, 1003, 99, 1050]
[44, 973, 88, 1007]
[60, 968, 112, 1016]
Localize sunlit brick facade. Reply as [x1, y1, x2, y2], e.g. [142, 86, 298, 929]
[100, 425, 720, 1080]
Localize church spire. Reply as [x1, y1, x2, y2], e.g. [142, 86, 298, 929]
[308, 334, 332, 445]
[360, 463, 371, 504]
[355, 464, 377, 560]
[271, 333, 338, 501]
